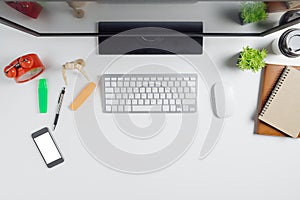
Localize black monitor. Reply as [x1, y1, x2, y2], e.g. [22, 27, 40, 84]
[0, 1, 299, 54]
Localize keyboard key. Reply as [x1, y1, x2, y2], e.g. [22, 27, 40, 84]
[132, 100, 138, 105]
[111, 100, 119, 105]
[118, 106, 124, 112]
[116, 94, 122, 99]
[111, 82, 117, 87]
[176, 106, 182, 112]
[117, 82, 123, 87]
[112, 106, 118, 112]
[185, 93, 196, 99]
[149, 81, 155, 87]
[189, 106, 196, 112]
[143, 81, 148, 87]
[138, 99, 144, 105]
[176, 99, 181, 105]
[130, 82, 136, 87]
[121, 88, 127, 93]
[148, 93, 153, 99]
[183, 99, 196, 105]
[188, 81, 196, 87]
[191, 87, 196, 93]
[120, 99, 125, 105]
[124, 106, 131, 112]
[183, 105, 189, 112]
[170, 105, 176, 112]
[132, 105, 162, 112]
[106, 106, 112, 112]
[105, 94, 115, 99]
[157, 99, 163, 105]
[133, 88, 139, 93]
[127, 88, 133, 93]
[146, 88, 152, 93]
[135, 93, 141, 99]
[168, 81, 174, 87]
[126, 100, 131, 105]
[106, 100, 113, 105]
[151, 99, 157, 105]
[115, 88, 120, 93]
[105, 88, 114, 93]
[163, 105, 170, 112]
[140, 87, 145, 93]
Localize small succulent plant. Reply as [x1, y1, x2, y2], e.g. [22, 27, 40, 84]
[237, 46, 267, 72]
[240, 2, 268, 24]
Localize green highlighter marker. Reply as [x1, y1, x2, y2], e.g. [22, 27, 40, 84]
[38, 79, 48, 113]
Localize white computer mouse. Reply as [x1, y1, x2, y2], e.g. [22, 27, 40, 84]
[212, 82, 235, 118]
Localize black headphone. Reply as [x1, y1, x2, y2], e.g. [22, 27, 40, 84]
[279, 10, 300, 26]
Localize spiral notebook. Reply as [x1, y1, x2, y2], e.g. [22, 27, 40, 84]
[258, 66, 300, 138]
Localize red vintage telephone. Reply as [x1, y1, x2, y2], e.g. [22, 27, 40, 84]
[4, 54, 45, 83]
[5, 1, 43, 19]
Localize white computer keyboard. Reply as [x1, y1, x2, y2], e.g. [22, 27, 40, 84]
[101, 74, 197, 113]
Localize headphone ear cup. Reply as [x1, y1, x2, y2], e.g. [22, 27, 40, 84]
[4, 66, 17, 78]
[19, 55, 34, 68]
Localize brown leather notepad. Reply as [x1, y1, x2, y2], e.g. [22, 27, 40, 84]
[256, 64, 300, 137]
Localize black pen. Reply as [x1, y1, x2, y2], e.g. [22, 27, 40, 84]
[53, 87, 66, 131]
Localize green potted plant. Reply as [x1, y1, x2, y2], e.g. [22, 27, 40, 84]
[237, 46, 267, 72]
[239, 2, 268, 25]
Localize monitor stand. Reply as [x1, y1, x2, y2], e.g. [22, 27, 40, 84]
[97, 22, 203, 55]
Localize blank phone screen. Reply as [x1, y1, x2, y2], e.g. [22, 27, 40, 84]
[34, 132, 61, 164]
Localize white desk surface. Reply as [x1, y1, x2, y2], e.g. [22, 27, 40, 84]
[1, 6, 300, 200]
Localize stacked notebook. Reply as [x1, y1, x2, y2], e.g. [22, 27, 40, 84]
[256, 64, 300, 138]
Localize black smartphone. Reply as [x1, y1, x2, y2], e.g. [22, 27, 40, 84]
[31, 127, 64, 168]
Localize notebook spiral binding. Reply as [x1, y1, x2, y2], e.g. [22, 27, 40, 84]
[259, 67, 291, 117]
